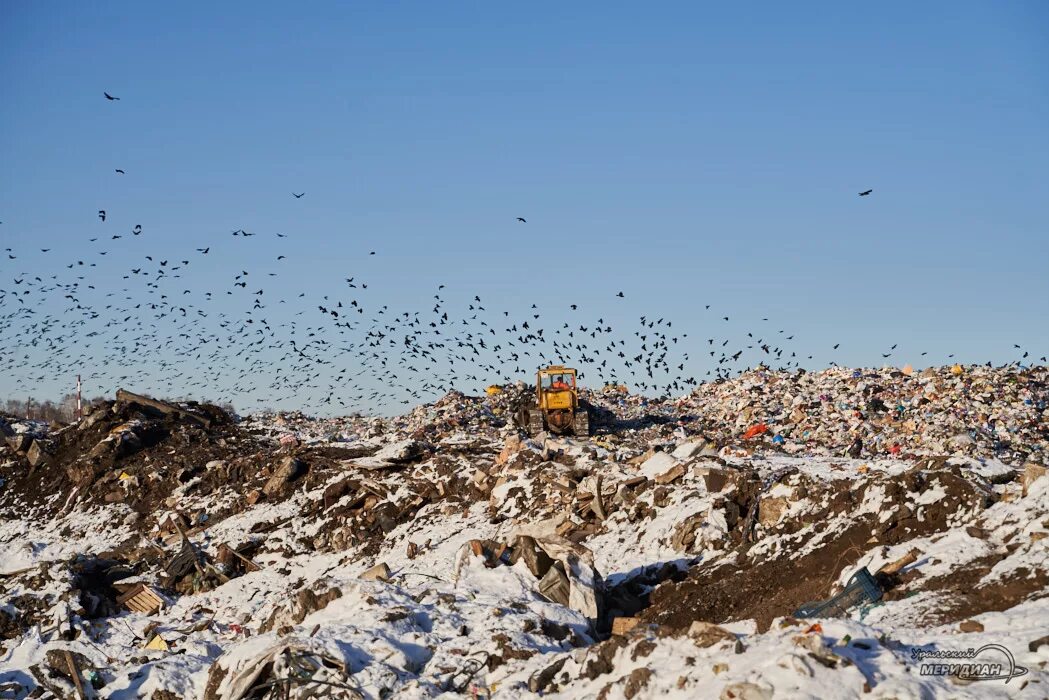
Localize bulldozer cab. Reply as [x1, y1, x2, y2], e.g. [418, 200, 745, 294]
[542, 370, 575, 390]
[538, 366, 577, 410]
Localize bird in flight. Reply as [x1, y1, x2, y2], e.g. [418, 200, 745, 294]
[516, 217, 526, 223]
[104, 92, 120, 101]
[616, 292, 624, 298]
[292, 192, 305, 199]
[98, 210, 106, 222]
[858, 189, 873, 196]
[115, 169, 125, 174]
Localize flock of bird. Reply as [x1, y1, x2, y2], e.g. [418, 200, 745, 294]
[0, 93, 1043, 415]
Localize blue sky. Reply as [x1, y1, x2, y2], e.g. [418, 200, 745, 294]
[1, 2, 1047, 412]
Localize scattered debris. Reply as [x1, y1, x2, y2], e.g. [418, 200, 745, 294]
[0, 369, 1045, 699]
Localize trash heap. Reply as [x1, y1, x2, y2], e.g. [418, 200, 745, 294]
[611, 364, 1048, 464]
[0, 365, 1046, 699]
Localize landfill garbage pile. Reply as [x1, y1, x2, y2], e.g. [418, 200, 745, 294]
[624, 364, 1048, 465]
[0, 364, 1046, 699]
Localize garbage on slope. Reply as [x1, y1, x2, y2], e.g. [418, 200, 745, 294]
[0, 365, 1045, 698]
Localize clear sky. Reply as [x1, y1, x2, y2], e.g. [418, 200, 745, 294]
[1, 2, 1047, 413]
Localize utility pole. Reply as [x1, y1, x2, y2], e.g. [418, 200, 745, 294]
[26, 396, 31, 420]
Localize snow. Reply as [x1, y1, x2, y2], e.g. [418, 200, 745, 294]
[0, 440, 1046, 698]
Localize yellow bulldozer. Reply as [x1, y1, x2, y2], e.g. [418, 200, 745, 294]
[517, 365, 589, 437]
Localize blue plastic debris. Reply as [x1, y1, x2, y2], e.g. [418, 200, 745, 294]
[794, 567, 883, 619]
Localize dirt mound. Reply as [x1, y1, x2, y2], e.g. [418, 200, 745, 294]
[640, 464, 998, 632]
[0, 391, 258, 519]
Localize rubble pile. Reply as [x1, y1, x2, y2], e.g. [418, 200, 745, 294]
[0, 365, 1046, 699]
[640, 364, 1047, 463]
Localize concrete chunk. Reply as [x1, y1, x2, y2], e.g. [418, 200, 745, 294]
[360, 562, 391, 582]
[263, 456, 306, 497]
[6, 434, 31, 453]
[27, 439, 50, 467]
[672, 439, 708, 460]
[639, 451, 679, 480]
[1022, 462, 1046, 497]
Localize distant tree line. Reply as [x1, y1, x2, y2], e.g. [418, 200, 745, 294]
[2, 394, 237, 423]
[1, 394, 105, 423]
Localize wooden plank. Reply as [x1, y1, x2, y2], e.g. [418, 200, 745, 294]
[227, 544, 260, 572]
[128, 594, 161, 613]
[877, 548, 921, 576]
[117, 583, 164, 614]
[63, 650, 87, 700]
[162, 524, 208, 547]
[116, 583, 145, 605]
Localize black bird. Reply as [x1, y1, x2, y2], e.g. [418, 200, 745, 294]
[115, 169, 125, 174]
[616, 292, 624, 298]
[104, 92, 120, 101]
[98, 210, 106, 222]
[133, 225, 142, 235]
[516, 217, 526, 223]
[833, 343, 840, 349]
[292, 192, 305, 198]
[858, 189, 873, 196]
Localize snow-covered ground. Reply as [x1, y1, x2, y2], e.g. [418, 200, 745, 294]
[1, 387, 1047, 698]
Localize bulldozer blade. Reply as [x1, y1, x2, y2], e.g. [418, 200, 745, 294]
[546, 409, 574, 434]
